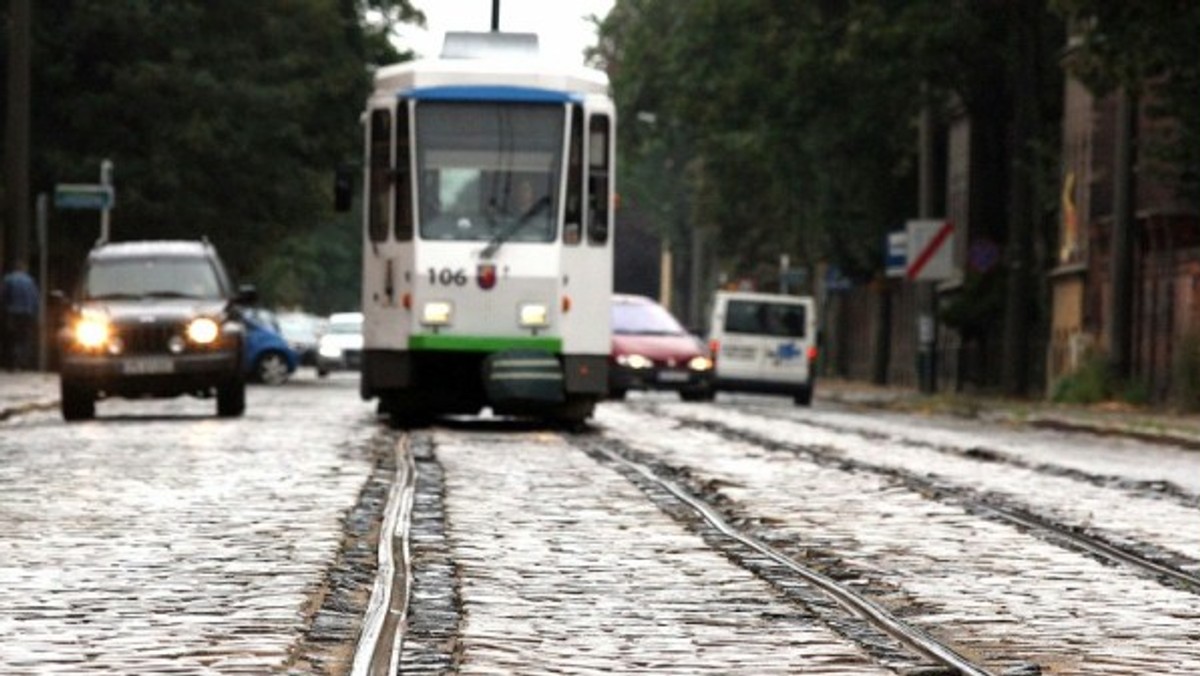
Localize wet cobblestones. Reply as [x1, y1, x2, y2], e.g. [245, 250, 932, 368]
[0, 377, 377, 674]
[430, 428, 893, 674]
[661, 403, 1200, 568]
[598, 403, 1200, 674]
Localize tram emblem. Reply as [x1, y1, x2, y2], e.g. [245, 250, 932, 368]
[477, 263, 497, 290]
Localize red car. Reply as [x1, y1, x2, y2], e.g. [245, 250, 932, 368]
[609, 294, 715, 401]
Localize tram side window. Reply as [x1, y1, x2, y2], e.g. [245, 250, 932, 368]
[369, 109, 391, 243]
[587, 115, 611, 246]
[564, 106, 584, 246]
[394, 102, 414, 241]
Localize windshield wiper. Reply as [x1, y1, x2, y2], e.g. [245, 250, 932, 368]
[143, 290, 205, 299]
[86, 292, 142, 300]
[480, 196, 551, 260]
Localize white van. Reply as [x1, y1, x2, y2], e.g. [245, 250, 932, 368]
[707, 291, 818, 405]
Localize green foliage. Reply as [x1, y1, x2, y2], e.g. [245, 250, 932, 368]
[2, 0, 422, 307]
[1051, 348, 1114, 404]
[1051, 0, 1200, 205]
[1170, 332, 1200, 412]
[599, 1, 1066, 288]
[1051, 348, 1152, 406]
[939, 271, 1004, 341]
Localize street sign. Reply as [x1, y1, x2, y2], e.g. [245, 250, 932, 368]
[905, 219, 955, 281]
[54, 183, 114, 210]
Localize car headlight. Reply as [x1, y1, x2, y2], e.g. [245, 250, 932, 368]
[518, 302, 549, 328]
[421, 301, 453, 326]
[74, 312, 110, 350]
[617, 354, 653, 369]
[186, 317, 220, 344]
[688, 356, 714, 371]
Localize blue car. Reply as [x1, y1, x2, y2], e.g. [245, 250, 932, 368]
[243, 310, 298, 385]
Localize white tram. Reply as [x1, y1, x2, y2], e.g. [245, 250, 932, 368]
[347, 32, 615, 423]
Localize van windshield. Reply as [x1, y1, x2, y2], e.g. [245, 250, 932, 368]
[724, 300, 807, 338]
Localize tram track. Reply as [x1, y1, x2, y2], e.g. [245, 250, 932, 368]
[368, 415, 1197, 674]
[570, 434, 1006, 676]
[644, 404, 1200, 593]
[351, 435, 416, 676]
[738, 402, 1200, 508]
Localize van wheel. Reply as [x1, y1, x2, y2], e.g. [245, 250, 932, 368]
[61, 378, 95, 421]
[793, 387, 813, 406]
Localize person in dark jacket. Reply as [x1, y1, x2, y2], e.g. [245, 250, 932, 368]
[2, 261, 40, 370]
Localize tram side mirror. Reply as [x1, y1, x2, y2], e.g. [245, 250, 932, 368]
[334, 167, 354, 212]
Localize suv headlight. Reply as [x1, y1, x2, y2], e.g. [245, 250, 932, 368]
[74, 313, 110, 349]
[186, 317, 221, 344]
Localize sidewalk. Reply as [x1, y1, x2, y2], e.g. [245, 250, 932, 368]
[817, 378, 1200, 451]
[0, 371, 59, 420]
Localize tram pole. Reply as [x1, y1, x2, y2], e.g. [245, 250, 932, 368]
[491, 0, 500, 31]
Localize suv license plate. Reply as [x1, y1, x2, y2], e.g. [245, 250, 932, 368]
[122, 358, 175, 375]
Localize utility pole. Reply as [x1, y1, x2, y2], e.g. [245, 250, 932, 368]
[916, 101, 938, 394]
[1108, 88, 1137, 382]
[4, 0, 32, 269]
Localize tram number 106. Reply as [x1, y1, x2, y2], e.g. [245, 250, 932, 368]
[428, 268, 469, 286]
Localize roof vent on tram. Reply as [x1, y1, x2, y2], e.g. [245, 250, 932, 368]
[441, 31, 540, 60]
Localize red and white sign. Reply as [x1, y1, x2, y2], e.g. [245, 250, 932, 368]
[905, 219, 955, 281]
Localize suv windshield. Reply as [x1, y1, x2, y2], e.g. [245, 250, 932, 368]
[84, 257, 223, 300]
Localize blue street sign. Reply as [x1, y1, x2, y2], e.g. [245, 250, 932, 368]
[54, 184, 114, 210]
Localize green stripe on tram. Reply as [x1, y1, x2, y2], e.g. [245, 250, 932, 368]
[408, 334, 562, 353]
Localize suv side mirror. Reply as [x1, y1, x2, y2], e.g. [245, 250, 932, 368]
[236, 284, 259, 306]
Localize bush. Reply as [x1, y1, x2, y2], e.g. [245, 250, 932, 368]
[1051, 349, 1114, 404]
[1171, 332, 1200, 412]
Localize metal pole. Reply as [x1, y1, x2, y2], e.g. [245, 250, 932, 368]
[5, 0, 32, 269]
[491, 0, 500, 31]
[1109, 88, 1136, 382]
[100, 158, 113, 243]
[916, 103, 938, 393]
[36, 193, 47, 372]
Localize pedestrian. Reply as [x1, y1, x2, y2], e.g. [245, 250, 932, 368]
[2, 260, 40, 371]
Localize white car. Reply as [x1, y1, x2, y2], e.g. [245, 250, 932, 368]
[316, 312, 363, 376]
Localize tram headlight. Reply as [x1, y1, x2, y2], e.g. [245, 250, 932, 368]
[421, 301, 453, 326]
[518, 302, 549, 329]
[73, 311, 111, 350]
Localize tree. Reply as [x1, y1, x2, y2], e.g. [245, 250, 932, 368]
[1, 0, 423, 305]
[1052, 0, 1199, 204]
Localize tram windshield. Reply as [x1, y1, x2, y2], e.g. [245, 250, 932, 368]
[415, 102, 564, 243]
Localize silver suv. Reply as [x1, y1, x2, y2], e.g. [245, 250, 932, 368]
[57, 240, 255, 420]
